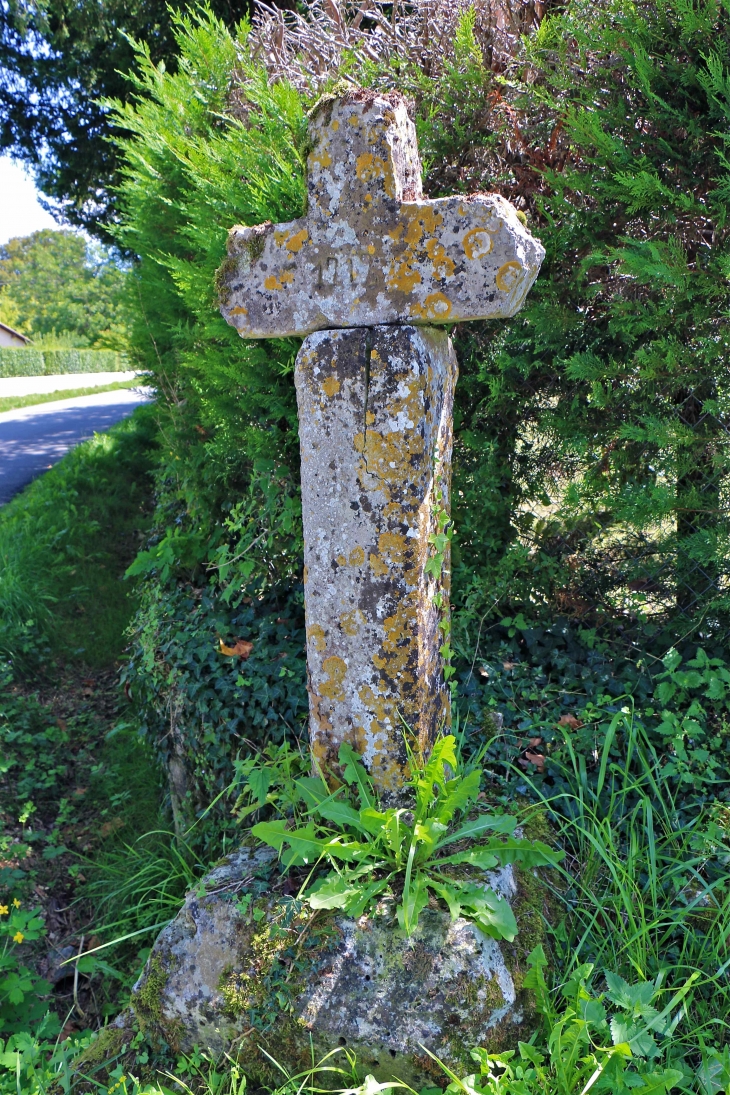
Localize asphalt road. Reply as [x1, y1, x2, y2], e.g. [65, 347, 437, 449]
[0, 387, 153, 505]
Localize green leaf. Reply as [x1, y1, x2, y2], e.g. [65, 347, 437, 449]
[383, 810, 411, 859]
[397, 870, 430, 935]
[428, 878, 463, 921]
[324, 838, 374, 863]
[418, 736, 458, 811]
[343, 876, 391, 918]
[436, 813, 517, 849]
[478, 836, 564, 868]
[437, 847, 499, 870]
[435, 769, 482, 825]
[413, 818, 448, 856]
[523, 945, 550, 1016]
[339, 742, 375, 808]
[359, 807, 391, 837]
[458, 884, 518, 942]
[251, 818, 291, 851]
[630, 1070, 685, 1094]
[604, 972, 657, 1015]
[251, 820, 326, 867]
[295, 776, 330, 808]
[247, 766, 271, 806]
[316, 799, 366, 832]
[307, 873, 359, 910]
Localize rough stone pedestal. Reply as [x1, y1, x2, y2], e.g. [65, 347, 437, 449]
[295, 325, 456, 796]
[128, 846, 539, 1089]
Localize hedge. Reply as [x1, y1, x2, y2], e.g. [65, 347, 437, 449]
[0, 348, 129, 378]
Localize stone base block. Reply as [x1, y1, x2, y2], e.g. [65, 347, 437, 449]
[129, 846, 544, 1089]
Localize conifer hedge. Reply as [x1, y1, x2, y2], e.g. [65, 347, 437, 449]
[113, 1, 730, 807]
[0, 348, 128, 377]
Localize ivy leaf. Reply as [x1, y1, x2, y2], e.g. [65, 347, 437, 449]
[247, 767, 271, 806]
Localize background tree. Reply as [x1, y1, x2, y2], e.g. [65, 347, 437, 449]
[0, 229, 130, 346]
[0, 0, 289, 240]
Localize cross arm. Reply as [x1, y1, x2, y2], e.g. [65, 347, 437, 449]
[217, 92, 545, 340]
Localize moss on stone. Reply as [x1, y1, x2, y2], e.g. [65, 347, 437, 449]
[131, 953, 185, 1052]
[74, 1024, 132, 1070]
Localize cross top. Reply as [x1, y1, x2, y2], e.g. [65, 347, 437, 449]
[218, 90, 545, 339]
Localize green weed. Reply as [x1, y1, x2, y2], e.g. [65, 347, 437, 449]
[247, 735, 561, 936]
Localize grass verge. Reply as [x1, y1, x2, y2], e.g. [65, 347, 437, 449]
[0, 403, 159, 667]
[0, 379, 141, 415]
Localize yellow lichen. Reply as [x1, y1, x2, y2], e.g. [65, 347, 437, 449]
[322, 376, 340, 397]
[321, 655, 347, 701]
[496, 260, 524, 291]
[463, 227, 494, 260]
[286, 228, 309, 254]
[306, 623, 326, 653]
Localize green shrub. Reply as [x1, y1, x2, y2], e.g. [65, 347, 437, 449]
[0, 347, 128, 377]
[41, 348, 128, 373]
[0, 349, 44, 378]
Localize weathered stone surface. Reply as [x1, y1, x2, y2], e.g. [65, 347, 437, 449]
[130, 846, 536, 1088]
[295, 324, 455, 795]
[218, 90, 545, 339]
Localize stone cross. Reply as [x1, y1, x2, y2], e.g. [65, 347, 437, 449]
[218, 90, 544, 798]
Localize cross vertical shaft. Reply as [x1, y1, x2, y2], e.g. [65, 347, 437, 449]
[296, 325, 456, 794]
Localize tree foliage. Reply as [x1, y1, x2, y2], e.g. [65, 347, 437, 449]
[0, 0, 257, 238]
[0, 230, 130, 346]
[111, 0, 730, 809]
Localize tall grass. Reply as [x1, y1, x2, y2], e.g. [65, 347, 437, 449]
[526, 709, 730, 1066]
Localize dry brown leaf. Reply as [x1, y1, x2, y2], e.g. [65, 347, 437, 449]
[558, 714, 582, 729]
[219, 638, 254, 659]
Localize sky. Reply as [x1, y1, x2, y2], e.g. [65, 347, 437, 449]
[0, 156, 61, 245]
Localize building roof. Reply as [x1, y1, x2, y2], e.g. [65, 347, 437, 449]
[0, 322, 30, 344]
